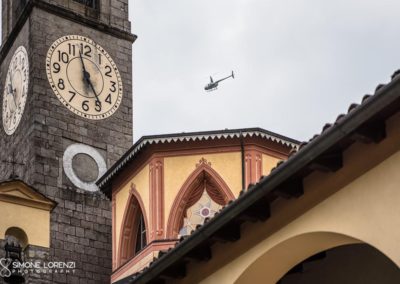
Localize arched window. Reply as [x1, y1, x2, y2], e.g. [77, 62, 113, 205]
[118, 186, 149, 266]
[134, 212, 147, 255]
[167, 160, 235, 238]
[178, 183, 225, 237]
[5, 227, 28, 249]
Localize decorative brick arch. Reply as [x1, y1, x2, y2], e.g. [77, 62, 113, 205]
[166, 158, 235, 238]
[117, 183, 149, 267]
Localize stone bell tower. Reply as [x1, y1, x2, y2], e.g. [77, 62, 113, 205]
[0, 0, 135, 283]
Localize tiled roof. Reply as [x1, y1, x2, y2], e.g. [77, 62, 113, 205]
[115, 69, 400, 284]
[97, 127, 299, 191]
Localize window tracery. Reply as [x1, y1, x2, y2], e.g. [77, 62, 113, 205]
[179, 190, 222, 237]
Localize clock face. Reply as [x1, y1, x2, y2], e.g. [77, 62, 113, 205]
[2, 46, 29, 135]
[46, 35, 123, 120]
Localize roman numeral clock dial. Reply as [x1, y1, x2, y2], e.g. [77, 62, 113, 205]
[46, 35, 123, 119]
[2, 46, 29, 135]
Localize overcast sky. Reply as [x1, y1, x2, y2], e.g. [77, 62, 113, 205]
[2, 1, 399, 142]
[130, 0, 400, 142]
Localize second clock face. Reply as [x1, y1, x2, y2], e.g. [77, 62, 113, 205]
[46, 35, 123, 120]
[2, 46, 29, 135]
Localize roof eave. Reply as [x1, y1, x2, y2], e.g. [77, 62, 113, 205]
[97, 128, 300, 197]
[119, 73, 400, 283]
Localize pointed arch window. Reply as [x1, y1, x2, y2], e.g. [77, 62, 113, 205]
[179, 187, 222, 236]
[118, 186, 149, 266]
[134, 213, 147, 254]
[167, 160, 235, 238]
[178, 171, 230, 236]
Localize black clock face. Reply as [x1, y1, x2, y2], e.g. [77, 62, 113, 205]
[46, 35, 123, 120]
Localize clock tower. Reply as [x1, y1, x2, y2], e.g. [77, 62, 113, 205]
[0, 0, 135, 283]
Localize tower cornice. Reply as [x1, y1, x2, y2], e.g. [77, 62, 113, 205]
[0, 0, 137, 65]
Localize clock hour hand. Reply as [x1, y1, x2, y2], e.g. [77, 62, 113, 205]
[8, 84, 13, 95]
[7, 73, 17, 110]
[79, 51, 91, 82]
[79, 51, 101, 104]
[8, 71, 17, 97]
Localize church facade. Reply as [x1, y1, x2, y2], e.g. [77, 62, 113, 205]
[96, 128, 298, 282]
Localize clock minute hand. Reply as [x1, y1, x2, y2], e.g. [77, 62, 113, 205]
[87, 79, 101, 105]
[79, 51, 90, 81]
[79, 51, 101, 104]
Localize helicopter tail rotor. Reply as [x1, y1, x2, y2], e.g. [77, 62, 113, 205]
[231, 71, 235, 79]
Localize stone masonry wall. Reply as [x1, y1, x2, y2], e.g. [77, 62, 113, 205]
[2, 0, 131, 42]
[0, 241, 51, 284]
[0, 1, 134, 283]
[40, 0, 130, 32]
[30, 7, 132, 283]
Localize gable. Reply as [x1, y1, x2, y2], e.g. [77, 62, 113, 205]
[0, 180, 56, 211]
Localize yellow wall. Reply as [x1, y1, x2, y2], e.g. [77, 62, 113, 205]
[226, 150, 400, 283]
[115, 151, 285, 244]
[115, 164, 150, 256]
[176, 113, 400, 284]
[262, 154, 281, 176]
[0, 201, 51, 247]
[164, 152, 242, 229]
[113, 149, 291, 276]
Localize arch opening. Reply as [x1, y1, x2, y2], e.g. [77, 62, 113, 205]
[5, 227, 28, 249]
[118, 187, 149, 267]
[277, 243, 400, 284]
[235, 232, 400, 284]
[166, 163, 235, 238]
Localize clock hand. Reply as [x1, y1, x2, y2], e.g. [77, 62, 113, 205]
[11, 95, 17, 111]
[8, 71, 16, 97]
[8, 84, 13, 95]
[87, 78, 101, 105]
[79, 51, 101, 104]
[7, 74, 17, 111]
[7, 89, 17, 112]
[79, 51, 91, 82]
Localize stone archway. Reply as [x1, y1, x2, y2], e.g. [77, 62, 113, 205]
[166, 160, 235, 238]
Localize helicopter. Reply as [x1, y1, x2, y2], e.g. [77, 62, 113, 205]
[204, 71, 234, 91]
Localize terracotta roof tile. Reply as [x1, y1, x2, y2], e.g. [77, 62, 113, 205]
[375, 83, 386, 92]
[362, 94, 372, 102]
[322, 123, 332, 132]
[334, 114, 346, 124]
[348, 103, 359, 112]
[391, 69, 400, 80]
